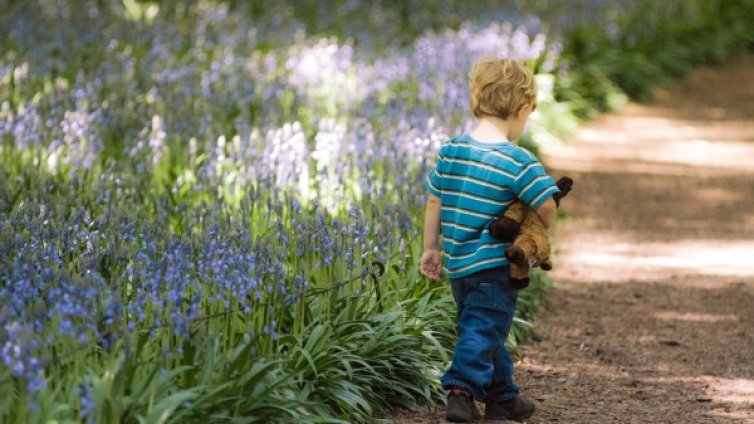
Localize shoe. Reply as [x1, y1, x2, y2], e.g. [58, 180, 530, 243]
[445, 390, 481, 423]
[485, 396, 535, 422]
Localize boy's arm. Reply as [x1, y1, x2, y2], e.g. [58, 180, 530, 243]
[423, 195, 442, 250]
[534, 196, 556, 229]
[420, 194, 443, 281]
[514, 157, 560, 229]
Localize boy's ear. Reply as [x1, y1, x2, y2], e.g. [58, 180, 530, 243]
[514, 102, 533, 117]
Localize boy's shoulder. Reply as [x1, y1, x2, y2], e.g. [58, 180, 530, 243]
[441, 135, 538, 165]
[506, 144, 539, 163]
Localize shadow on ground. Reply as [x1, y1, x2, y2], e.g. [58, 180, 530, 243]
[518, 279, 754, 424]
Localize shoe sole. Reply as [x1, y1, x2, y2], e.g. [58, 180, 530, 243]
[485, 410, 535, 422]
[445, 414, 476, 423]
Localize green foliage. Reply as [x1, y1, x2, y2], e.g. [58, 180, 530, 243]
[555, 0, 754, 118]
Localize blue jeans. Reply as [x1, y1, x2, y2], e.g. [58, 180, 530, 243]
[440, 266, 520, 401]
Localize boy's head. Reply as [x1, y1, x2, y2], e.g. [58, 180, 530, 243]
[469, 58, 537, 122]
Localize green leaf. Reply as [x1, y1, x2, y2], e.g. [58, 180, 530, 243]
[144, 389, 199, 424]
[421, 330, 450, 363]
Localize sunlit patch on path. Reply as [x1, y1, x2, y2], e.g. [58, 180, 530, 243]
[557, 238, 754, 284]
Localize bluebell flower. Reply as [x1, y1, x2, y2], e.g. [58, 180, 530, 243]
[77, 383, 95, 419]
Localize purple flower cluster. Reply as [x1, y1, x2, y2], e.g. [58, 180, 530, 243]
[1, 322, 45, 394]
[75, 382, 95, 422]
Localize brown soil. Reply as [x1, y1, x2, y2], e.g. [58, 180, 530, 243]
[395, 53, 754, 423]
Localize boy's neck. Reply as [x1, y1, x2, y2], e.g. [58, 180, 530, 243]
[469, 116, 515, 144]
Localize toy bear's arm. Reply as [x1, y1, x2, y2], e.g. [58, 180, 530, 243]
[489, 201, 528, 242]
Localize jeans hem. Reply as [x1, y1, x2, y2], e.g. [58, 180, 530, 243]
[441, 379, 483, 401]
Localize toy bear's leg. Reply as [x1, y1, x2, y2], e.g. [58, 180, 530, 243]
[540, 259, 552, 271]
[506, 237, 535, 289]
[507, 236, 537, 264]
[505, 244, 527, 265]
[519, 216, 552, 270]
[533, 233, 551, 270]
[508, 262, 530, 289]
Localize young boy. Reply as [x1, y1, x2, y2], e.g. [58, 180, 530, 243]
[420, 58, 559, 422]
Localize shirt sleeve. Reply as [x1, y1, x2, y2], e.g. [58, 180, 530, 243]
[514, 159, 560, 208]
[425, 154, 443, 197]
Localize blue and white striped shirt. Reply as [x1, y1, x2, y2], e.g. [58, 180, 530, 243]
[425, 134, 560, 279]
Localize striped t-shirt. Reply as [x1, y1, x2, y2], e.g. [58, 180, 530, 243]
[425, 134, 560, 279]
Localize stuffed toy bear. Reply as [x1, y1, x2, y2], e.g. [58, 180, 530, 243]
[490, 176, 573, 289]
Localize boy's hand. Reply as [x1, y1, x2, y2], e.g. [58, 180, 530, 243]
[420, 249, 442, 282]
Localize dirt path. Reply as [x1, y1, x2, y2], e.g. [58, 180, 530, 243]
[395, 54, 754, 423]
[516, 52, 754, 424]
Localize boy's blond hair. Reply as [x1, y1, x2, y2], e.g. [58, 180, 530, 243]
[469, 58, 536, 120]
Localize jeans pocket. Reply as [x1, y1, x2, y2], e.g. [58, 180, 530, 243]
[465, 280, 509, 312]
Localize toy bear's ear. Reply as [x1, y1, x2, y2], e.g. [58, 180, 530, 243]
[556, 176, 573, 193]
[553, 176, 574, 207]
